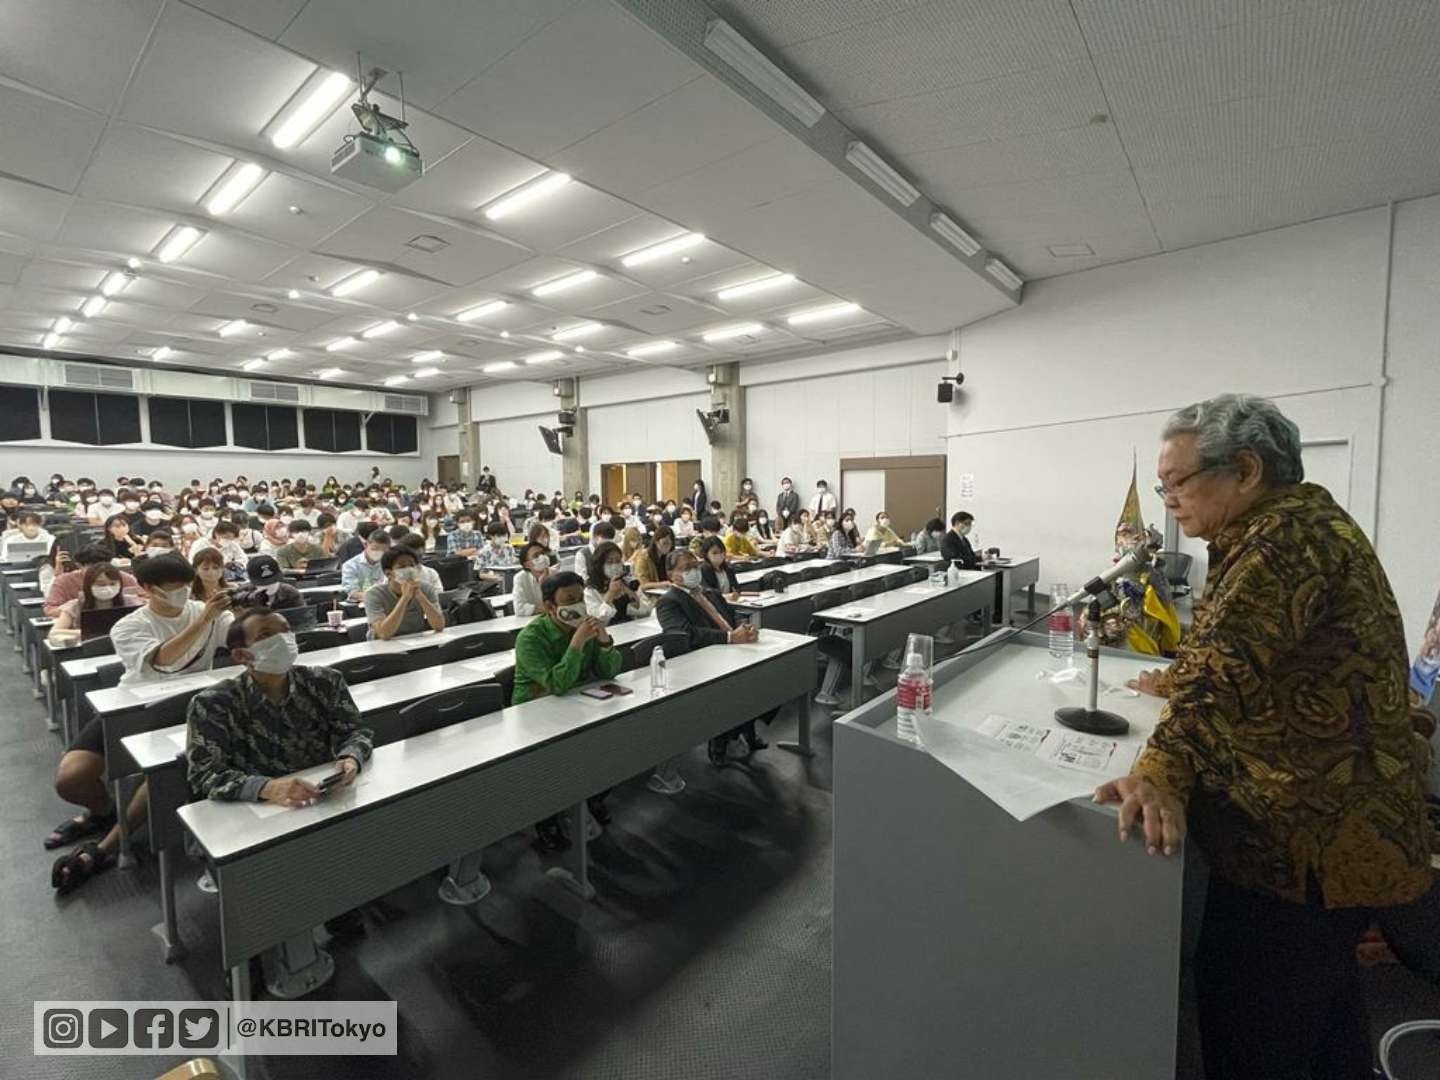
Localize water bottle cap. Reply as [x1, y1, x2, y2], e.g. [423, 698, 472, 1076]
[905, 652, 924, 669]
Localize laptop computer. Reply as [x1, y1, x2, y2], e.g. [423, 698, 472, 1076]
[79, 604, 141, 641]
[863, 539, 883, 556]
[3, 540, 51, 562]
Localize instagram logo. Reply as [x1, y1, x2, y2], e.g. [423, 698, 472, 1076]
[42, 1009, 83, 1049]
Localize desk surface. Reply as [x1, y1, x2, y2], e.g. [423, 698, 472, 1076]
[179, 628, 814, 862]
[735, 558, 839, 586]
[732, 564, 912, 610]
[814, 572, 993, 624]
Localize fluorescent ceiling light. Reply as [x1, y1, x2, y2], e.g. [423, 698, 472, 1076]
[532, 269, 598, 298]
[412, 350, 444, 364]
[525, 350, 563, 364]
[362, 320, 400, 339]
[845, 141, 920, 206]
[717, 273, 795, 301]
[218, 319, 246, 337]
[456, 300, 508, 322]
[317, 367, 342, 379]
[406, 312, 418, 321]
[383, 374, 409, 386]
[482, 171, 571, 221]
[985, 258, 1023, 291]
[411, 367, 440, 378]
[205, 162, 266, 216]
[551, 321, 603, 341]
[242, 358, 266, 371]
[330, 268, 380, 298]
[325, 336, 357, 351]
[42, 332, 60, 349]
[500, 330, 510, 338]
[626, 340, 678, 358]
[621, 232, 706, 268]
[155, 225, 204, 263]
[286, 288, 301, 300]
[930, 212, 981, 257]
[53, 317, 73, 335]
[265, 348, 292, 361]
[703, 18, 826, 128]
[702, 322, 764, 343]
[126, 257, 141, 269]
[787, 302, 862, 326]
[270, 70, 352, 150]
[81, 295, 107, 318]
[99, 271, 131, 297]
[152, 346, 173, 362]
[483, 360, 516, 373]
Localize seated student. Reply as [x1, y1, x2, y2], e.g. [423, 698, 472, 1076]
[191, 519, 248, 579]
[911, 517, 947, 555]
[417, 512, 446, 553]
[585, 540, 655, 624]
[47, 553, 234, 892]
[672, 505, 695, 541]
[365, 547, 445, 640]
[513, 541, 552, 617]
[231, 509, 262, 555]
[140, 528, 176, 558]
[698, 535, 742, 599]
[724, 514, 761, 559]
[313, 512, 340, 555]
[751, 508, 775, 544]
[631, 525, 676, 590]
[335, 497, 367, 535]
[779, 509, 815, 553]
[940, 511, 980, 570]
[85, 488, 119, 524]
[829, 510, 862, 558]
[0, 510, 53, 560]
[340, 529, 391, 601]
[132, 500, 170, 540]
[556, 517, 585, 550]
[527, 519, 553, 551]
[655, 549, 769, 764]
[196, 498, 221, 539]
[396, 532, 445, 592]
[50, 562, 133, 633]
[620, 525, 644, 561]
[44, 544, 138, 616]
[687, 514, 722, 556]
[189, 547, 231, 604]
[273, 520, 326, 569]
[36, 539, 68, 597]
[335, 519, 376, 565]
[478, 521, 518, 570]
[447, 510, 484, 557]
[174, 514, 204, 559]
[864, 510, 903, 549]
[257, 504, 286, 554]
[512, 571, 623, 850]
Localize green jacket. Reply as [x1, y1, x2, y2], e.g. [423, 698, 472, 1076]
[512, 613, 622, 704]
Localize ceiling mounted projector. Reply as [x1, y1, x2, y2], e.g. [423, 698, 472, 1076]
[331, 64, 422, 192]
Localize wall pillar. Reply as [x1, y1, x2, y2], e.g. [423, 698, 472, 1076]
[453, 389, 479, 488]
[559, 378, 588, 497]
[707, 362, 746, 505]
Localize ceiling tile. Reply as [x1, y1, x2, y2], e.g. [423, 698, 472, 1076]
[639, 134, 837, 229]
[0, 176, 73, 242]
[181, 0, 309, 40]
[78, 125, 233, 212]
[586, 291, 729, 335]
[312, 206, 534, 286]
[219, 171, 373, 248]
[180, 228, 297, 282]
[0, 83, 107, 193]
[903, 123, 1130, 195]
[560, 225, 756, 291]
[935, 168, 1153, 246]
[709, 0, 932, 49]
[0, 0, 163, 113]
[479, 180, 643, 255]
[389, 136, 544, 220]
[56, 200, 178, 256]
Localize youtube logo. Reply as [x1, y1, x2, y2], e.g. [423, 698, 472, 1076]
[87, 1009, 128, 1050]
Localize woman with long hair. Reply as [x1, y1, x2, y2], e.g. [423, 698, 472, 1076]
[50, 562, 129, 633]
[584, 540, 654, 624]
[631, 525, 675, 590]
[189, 547, 230, 602]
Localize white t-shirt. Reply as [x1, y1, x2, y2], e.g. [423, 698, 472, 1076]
[111, 601, 234, 686]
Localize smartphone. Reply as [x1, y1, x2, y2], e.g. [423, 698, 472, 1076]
[597, 683, 633, 696]
[581, 687, 614, 700]
[315, 771, 345, 793]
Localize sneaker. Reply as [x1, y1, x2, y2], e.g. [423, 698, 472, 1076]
[647, 770, 686, 796]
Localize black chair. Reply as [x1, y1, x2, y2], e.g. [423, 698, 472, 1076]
[431, 556, 473, 591]
[394, 684, 504, 740]
[332, 653, 416, 685]
[434, 632, 513, 665]
[77, 636, 114, 659]
[620, 631, 688, 673]
[492, 665, 515, 707]
[271, 605, 317, 631]
[799, 565, 830, 582]
[906, 566, 929, 585]
[1158, 552, 1193, 596]
[295, 627, 345, 654]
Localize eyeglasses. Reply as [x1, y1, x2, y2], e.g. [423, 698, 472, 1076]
[1153, 465, 1226, 500]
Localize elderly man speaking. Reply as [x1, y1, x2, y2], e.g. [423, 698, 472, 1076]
[1094, 393, 1433, 1080]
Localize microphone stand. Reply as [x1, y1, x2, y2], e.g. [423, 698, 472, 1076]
[1054, 597, 1130, 736]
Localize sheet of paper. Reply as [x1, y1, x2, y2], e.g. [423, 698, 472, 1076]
[977, 714, 1124, 776]
[902, 585, 938, 595]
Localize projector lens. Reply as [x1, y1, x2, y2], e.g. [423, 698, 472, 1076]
[384, 145, 402, 165]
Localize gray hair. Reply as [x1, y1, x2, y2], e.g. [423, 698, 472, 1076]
[1162, 394, 1304, 485]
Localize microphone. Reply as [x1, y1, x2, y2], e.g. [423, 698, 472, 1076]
[1059, 544, 1155, 609]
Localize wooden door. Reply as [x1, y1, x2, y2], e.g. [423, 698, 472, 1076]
[436, 455, 461, 487]
[841, 454, 947, 539]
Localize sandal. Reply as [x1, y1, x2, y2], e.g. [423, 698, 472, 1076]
[44, 811, 115, 851]
[51, 841, 116, 895]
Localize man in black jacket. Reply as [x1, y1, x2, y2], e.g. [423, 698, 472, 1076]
[655, 549, 769, 765]
[940, 511, 980, 570]
[773, 477, 801, 527]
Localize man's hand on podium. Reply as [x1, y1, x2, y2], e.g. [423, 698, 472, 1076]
[1127, 669, 1167, 697]
[1093, 776, 1185, 857]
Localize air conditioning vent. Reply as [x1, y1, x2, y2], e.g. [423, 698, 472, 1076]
[248, 381, 301, 403]
[63, 362, 135, 391]
[382, 393, 426, 415]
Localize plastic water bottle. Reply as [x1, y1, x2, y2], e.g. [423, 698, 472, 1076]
[1048, 583, 1074, 667]
[895, 633, 933, 744]
[649, 646, 667, 691]
[945, 560, 961, 587]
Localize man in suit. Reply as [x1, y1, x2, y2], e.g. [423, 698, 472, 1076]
[774, 477, 801, 527]
[655, 549, 770, 765]
[940, 511, 980, 570]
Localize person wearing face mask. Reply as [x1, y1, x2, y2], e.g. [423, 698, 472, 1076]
[751, 508, 775, 544]
[584, 540, 655, 625]
[341, 530, 391, 601]
[809, 479, 837, 517]
[672, 506, 695, 541]
[779, 509, 816, 554]
[142, 529, 176, 557]
[774, 477, 800, 527]
[0, 510, 53, 560]
[132, 501, 169, 539]
[191, 520, 248, 579]
[196, 499, 220, 538]
[417, 514, 446, 553]
[723, 514, 761, 559]
[698, 536, 741, 599]
[829, 511, 862, 558]
[940, 511, 980, 570]
[50, 563, 135, 634]
[476, 521, 518, 569]
[513, 541, 553, 617]
[911, 517, 948, 556]
[173, 515, 204, 559]
[85, 488, 118, 524]
[44, 543, 139, 617]
[364, 548, 445, 641]
[258, 504, 289, 554]
[631, 525, 676, 591]
[274, 521, 324, 570]
[865, 510, 903, 550]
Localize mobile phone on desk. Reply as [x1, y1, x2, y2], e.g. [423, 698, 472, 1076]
[597, 683, 632, 696]
[581, 686, 614, 700]
[314, 771, 346, 793]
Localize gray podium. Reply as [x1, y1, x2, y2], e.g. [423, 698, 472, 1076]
[833, 636, 1190, 1080]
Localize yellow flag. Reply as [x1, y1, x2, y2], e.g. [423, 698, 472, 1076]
[1114, 452, 1144, 552]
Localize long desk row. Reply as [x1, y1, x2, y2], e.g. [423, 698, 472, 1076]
[904, 553, 1041, 626]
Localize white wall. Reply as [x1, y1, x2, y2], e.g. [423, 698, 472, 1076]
[476, 413, 564, 496]
[582, 369, 711, 495]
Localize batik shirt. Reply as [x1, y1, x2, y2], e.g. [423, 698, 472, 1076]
[186, 666, 373, 801]
[1135, 483, 1433, 907]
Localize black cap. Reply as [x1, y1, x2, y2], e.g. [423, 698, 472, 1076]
[246, 554, 282, 585]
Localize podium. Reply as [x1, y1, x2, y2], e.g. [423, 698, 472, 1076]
[833, 637, 1196, 1080]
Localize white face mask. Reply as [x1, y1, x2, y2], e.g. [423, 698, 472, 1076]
[91, 584, 121, 601]
[144, 510, 163, 523]
[529, 554, 550, 572]
[99, 496, 114, 506]
[157, 584, 190, 609]
[958, 524, 972, 536]
[392, 566, 419, 583]
[248, 631, 298, 675]
[201, 511, 215, 520]
[182, 522, 199, 534]
[680, 568, 703, 590]
[781, 483, 792, 492]
[124, 502, 140, 512]
[603, 562, 626, 580]
[365, 546, 385, 563]
[555, 602, 586, 626]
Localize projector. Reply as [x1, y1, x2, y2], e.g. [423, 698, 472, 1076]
[331, 132, 422, 192]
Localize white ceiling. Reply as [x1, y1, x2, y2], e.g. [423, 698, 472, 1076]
[1, 0, 1436, 394]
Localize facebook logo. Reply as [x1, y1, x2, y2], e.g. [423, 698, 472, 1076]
[132, 1009, 173, 1049]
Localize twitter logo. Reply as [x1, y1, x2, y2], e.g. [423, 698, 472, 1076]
[178, 1009, 220, 1049]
